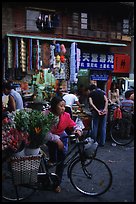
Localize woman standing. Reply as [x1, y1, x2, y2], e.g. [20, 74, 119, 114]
[108, 81, 120, 104]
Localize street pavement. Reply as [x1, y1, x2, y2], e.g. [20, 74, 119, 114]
[2, 140, 134, 202]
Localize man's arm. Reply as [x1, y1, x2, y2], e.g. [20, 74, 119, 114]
[103, 95, 108, 114]
[89, 97, 101, 114]
[8, 95, 16, 111]
[76, 100, 81, 107]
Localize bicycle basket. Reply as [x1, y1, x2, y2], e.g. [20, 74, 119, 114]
[10, 154, 42, 185]
[83, 138, 98, 159]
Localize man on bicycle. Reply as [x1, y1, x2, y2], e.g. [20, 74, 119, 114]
[120, 90, 134, 137]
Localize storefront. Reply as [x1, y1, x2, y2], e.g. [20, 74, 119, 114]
[3, 33, 128, 100]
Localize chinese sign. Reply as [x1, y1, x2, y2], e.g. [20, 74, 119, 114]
[113, 54, 130, 73]
[91, 74, 108, 81]
[90, 70, 109, 81]
[80, 53, 114, 70]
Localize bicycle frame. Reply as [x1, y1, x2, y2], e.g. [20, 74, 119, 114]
[42, 136, 86, 179]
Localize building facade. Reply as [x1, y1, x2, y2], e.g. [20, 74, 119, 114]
[2, 2, 134, 95]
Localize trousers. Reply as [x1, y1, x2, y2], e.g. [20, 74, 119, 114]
[46, 131, 68, 185]
[91, 111, 107, 145]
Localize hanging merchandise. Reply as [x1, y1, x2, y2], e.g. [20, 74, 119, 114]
[70, 42, 77, 82]
[30, 39, 32, 70]
[28, 39, 33, 70]
[52, 14, 60, 28]
[8, 37, 13, 69]
[36, 13, 59, 31]
[55, 43, 60, 53]
[36, 39, 40, 70]
[50, 44, 55, 66]
[56, 54, 60, 62]
[20, 38, 26, 72]
[54, 62, 66, 80]
[14, 38, 18, 69]
[2, 40, 6, 79]
[76, 48, 81, 73]
[65, 58, 70, 81]
[36, 13, 44, 31]
[60, 44, 66, 54]
[60, 55, 65, 63]
[42, 43, 50, 68]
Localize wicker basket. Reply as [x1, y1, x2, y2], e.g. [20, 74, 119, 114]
[10, 154, 42, 185]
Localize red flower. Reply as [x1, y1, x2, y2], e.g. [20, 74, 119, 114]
[2, 117, 9, 124]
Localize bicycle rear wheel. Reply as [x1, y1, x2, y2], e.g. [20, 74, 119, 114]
[110, 118, 134, 146]
[2, 160, 35, 201]
[69, 157, 112, 196]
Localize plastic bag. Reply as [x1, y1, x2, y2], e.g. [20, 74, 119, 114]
[75, 117, 85, 130]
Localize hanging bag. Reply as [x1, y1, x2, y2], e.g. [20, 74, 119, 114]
[113, 107, 122, 119]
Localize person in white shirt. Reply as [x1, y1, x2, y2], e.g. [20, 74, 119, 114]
[63, 90, 81, 118]
[3, 81, 24, 112]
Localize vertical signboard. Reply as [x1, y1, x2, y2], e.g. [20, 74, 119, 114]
[113, 54, 130, 73]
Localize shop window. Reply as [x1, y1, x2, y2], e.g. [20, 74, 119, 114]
[26, 9, 60, 32]
[81, 13, 88, 30]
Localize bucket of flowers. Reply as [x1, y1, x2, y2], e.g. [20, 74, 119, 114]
[2, 108, 55, 157]
[2, 111, 30, 159]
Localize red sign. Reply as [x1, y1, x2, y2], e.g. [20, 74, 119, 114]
[113, 54, 130, 73]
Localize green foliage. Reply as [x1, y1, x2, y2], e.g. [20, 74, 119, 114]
[14, 109, 55, 148]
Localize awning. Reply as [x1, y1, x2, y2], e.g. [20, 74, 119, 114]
[6, 33, 127, 47]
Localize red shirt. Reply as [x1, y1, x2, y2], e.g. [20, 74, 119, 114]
[51, 112, 76, 135]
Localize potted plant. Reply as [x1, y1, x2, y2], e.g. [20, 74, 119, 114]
[2, 109, 55, 156]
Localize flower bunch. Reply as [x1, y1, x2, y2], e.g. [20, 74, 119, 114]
[2, 109, 56, 151]
[2, 128, 29, 152]
[2, 113, 29, 152]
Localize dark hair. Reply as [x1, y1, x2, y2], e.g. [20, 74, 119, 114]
[70, 89, 78, 94]
[125, 90, 134, 99]
[89, 84, 97, 91]
[50, 96, 65, 114]
[110, 81, 118, 92]
[3, 81, 13, 90]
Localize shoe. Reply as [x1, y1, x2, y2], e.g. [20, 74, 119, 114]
[54, 186, 61, 193]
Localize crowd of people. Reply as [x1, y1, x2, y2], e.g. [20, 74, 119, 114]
[2, 79, 134, 193]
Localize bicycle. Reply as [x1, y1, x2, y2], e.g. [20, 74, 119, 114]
[2, 133, 112, 201]
[107, 102, 134, 146]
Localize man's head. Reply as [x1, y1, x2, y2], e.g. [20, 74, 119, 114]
[125, 90, 134, 99]
[3, 81, 13, 95]
[89, 84, 97, 92]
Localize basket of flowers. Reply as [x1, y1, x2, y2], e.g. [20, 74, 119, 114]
[2, 112, 29, 159]
[2, 109, 55, 157]
[2, 108, 55, 185]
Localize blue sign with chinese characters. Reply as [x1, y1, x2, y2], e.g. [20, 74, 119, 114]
[80, 53, 114, 70]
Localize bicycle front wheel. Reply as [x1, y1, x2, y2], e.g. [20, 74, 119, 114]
[69, 157, 112, 196]
[110, 119, 134, 146]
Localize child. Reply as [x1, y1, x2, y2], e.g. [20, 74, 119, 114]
[44, 96, 83, 193]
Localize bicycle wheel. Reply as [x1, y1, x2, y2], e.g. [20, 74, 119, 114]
[2, 160, 35, 201]
[69, 157, 112, 196]
[110, 118, 134, 146]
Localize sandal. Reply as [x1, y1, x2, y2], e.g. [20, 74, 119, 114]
[54, 186, 61, 193]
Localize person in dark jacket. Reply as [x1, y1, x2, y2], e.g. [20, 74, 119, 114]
[89, 84, 108, 146]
